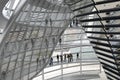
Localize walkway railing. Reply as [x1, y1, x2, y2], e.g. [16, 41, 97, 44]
[33, 52, 101, 80]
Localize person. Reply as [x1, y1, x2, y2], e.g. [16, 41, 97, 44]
[59, 38, 62, 45]
[42, 57, 45, 63]
[45, 38, 48, 48]
[105, 27, 109, 30]
[67, 54, 70, 63]
[70, 23, 72, 28]
[69, 19, 72, 28]
[109, 34, 113, 38]
[70, 53, 73, 62]
[45, 18, 48, 25]
[36, 57, 39, 65]
[49, 18, 52, 26]
[39, 59, 42, 67]
[31, 38, 34, 47]
[60, 55, 63, 62]
[77, 53, 79, 59]
[49, 57, 53, 66]
[57, 54, 59, 63]
[64, 54, 66, 62]
[75, 18, 79, 26]
[73, 19, 75, 25]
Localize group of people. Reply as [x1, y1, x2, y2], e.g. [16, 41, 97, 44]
[49, 53, 80, 66]
[45, 17, 52, 26]
[56, 53, 73, 63]
[70, 18, 79, 28]
[36, 53, 80, 66]
[56, 53, 79, 63]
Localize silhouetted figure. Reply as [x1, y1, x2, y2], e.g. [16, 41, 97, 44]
[31, 38, 34, 47]
[59, 38, 62, 45]
[77, 53, 79, 59]
[106, 12, 110, 15]
[70, 23, 72, 28]
[45, 19, 48, 25]
[73, 19, 75, 25]
[49, 57, 53, 66]
[45, 38, 48, 48]
[110, 34, 113, 38]
[36, 58, 39, 65]
[60, 55, 63, 62]
[64, 54, 67, 62]
[67, 54, 70, 63]
[42, 57, 45, 63]
[57, 54, 59, 63]
[105, 27, 109, 30]
[108, 34, 113, 39]
[70, 53, 73, 62]
[75, 18, 79, 26]
[49, 18, 52, 26]
[106, 20, 110, 23]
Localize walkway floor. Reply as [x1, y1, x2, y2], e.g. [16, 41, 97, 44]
[48, 71, 100, 80]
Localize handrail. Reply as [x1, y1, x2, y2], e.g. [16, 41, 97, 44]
[33, 60, 100, 80]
